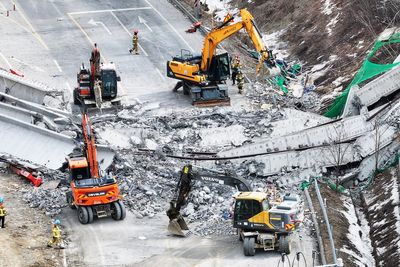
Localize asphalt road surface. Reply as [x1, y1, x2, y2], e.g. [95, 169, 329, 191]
[1, 0, 204, 106]
[62, 209, 314, 267]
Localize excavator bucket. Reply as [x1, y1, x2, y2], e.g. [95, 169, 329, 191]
[167, 203, 190, 236]
[168, 215, 189, 237]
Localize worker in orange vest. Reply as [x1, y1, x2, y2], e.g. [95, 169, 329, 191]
[0, 197, 7, 228]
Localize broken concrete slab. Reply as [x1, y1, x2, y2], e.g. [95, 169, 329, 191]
[0, 68, 62, 105]
[0, 92, 68, 120]
[219, 115, 372, 158]
[199, 125, 247, 147]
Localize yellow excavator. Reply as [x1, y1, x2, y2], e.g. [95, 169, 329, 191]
[167, 8, 280, 106]
[167, 165, 302, 256]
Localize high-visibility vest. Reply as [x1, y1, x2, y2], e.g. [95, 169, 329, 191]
[0, 206, 6, 216]
[52, 226, 61, 238]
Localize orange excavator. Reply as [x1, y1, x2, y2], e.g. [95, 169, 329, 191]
[66, 111, 125, 224]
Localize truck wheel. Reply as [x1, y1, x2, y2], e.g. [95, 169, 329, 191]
[66, 192, 76, 210]
[111, 201, 122, 220]
[117, 200, 126, 220]
[279, 235, 291, 254]
[87, 206, 94, 224]
[78, 206, 89, 224]
[243, 237, 249, 256]
[247, 237, 255, 256]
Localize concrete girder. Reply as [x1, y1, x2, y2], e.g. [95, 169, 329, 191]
[0, 68, 62, 104]
[230, 143, 361, 177]
[218, 115, 372, 158]
[0, 114, 115, 170]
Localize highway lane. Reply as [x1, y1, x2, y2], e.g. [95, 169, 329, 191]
[13, 0, 204, 104]
[62, 209, 314, 267]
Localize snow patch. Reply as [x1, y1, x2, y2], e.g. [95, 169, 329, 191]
[326, 13, 340, 36]
[263, 30, 289, 60]
[204, 0, 232, 13]
[322, 0, 334, 15]
[340, 198, 375, 266]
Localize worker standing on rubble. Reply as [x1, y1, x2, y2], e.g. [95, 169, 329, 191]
[231, 56, 241, 85]
[236, 70, 244, 94]
[47, 219, 64, 249]
[130, 30, 139, 55]
[0, 197, 7, 228]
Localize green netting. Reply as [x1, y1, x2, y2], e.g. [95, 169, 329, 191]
[272, 76, 288, 94]
[324, 32, 400, 118]
[352, 152, 399, 192]
[299, 177, 346, 193]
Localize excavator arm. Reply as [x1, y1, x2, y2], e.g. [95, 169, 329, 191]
[200, 8, 276, 74]
[81, 113, 99, 178]
[167, 165, 252, 236]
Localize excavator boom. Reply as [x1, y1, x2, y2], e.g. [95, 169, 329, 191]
[81, 113, 99, 178]
[167, 8, 280, 106]
[167, 165, 252, 236]
[200, 8, 275, 74]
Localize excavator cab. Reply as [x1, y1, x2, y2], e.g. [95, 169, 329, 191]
[100, 64, 118, 99]
[207, 53, 230, 82]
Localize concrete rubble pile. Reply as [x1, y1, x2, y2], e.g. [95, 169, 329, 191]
[21, 187, 68, 216]
[0, 59, 398, 238]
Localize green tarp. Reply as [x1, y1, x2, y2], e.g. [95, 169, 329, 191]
[324, 32, 400, 118]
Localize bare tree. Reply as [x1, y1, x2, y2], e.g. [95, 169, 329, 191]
[324, 123, 353, 187]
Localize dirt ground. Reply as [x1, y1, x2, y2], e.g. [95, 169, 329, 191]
[0, 172, 64, 267]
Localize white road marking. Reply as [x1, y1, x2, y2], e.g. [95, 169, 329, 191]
[138, 16, 153, 32]
[0, 1, 6, 11]
[88, 225, 106, 266]
[110, 11, 149, 57]
[13, 0, 49, 50]
[0, 52, 12, 69]
[65, 82, 72, 92]
[10, 56, 45, 72]
[144, 0, 194, 52]
[88, 18, 112, 35]
[68, 6, 152, 15]
[61, 248, 67, 267]
[53, 59, 62, 72]
[156, 68, 165, 81]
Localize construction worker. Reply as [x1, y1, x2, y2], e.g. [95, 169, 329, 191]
[47, 219, 63, 249]
[129, 30, 139, 55]
[90, 43, 101, 76]
[236, 70, 244, 94]
[231, 56, 241, 85]
[0, 197, 7, 228]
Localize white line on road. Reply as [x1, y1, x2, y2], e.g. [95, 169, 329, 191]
[68, 6, 152, 15]
[53, 60, 62, 72]
[88, 18, 112, 35]
[61, 247, 68, 267]
[65, 82, 72, 92]
[156, 68, 165, 81]
[144, 0, 194, 52]
[0, 52, 12, 69]
[14, 0, 49, 50]
[110, 11, 149, 57]
[0, 1, 6, 11]
[138, 16, 153, 32]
